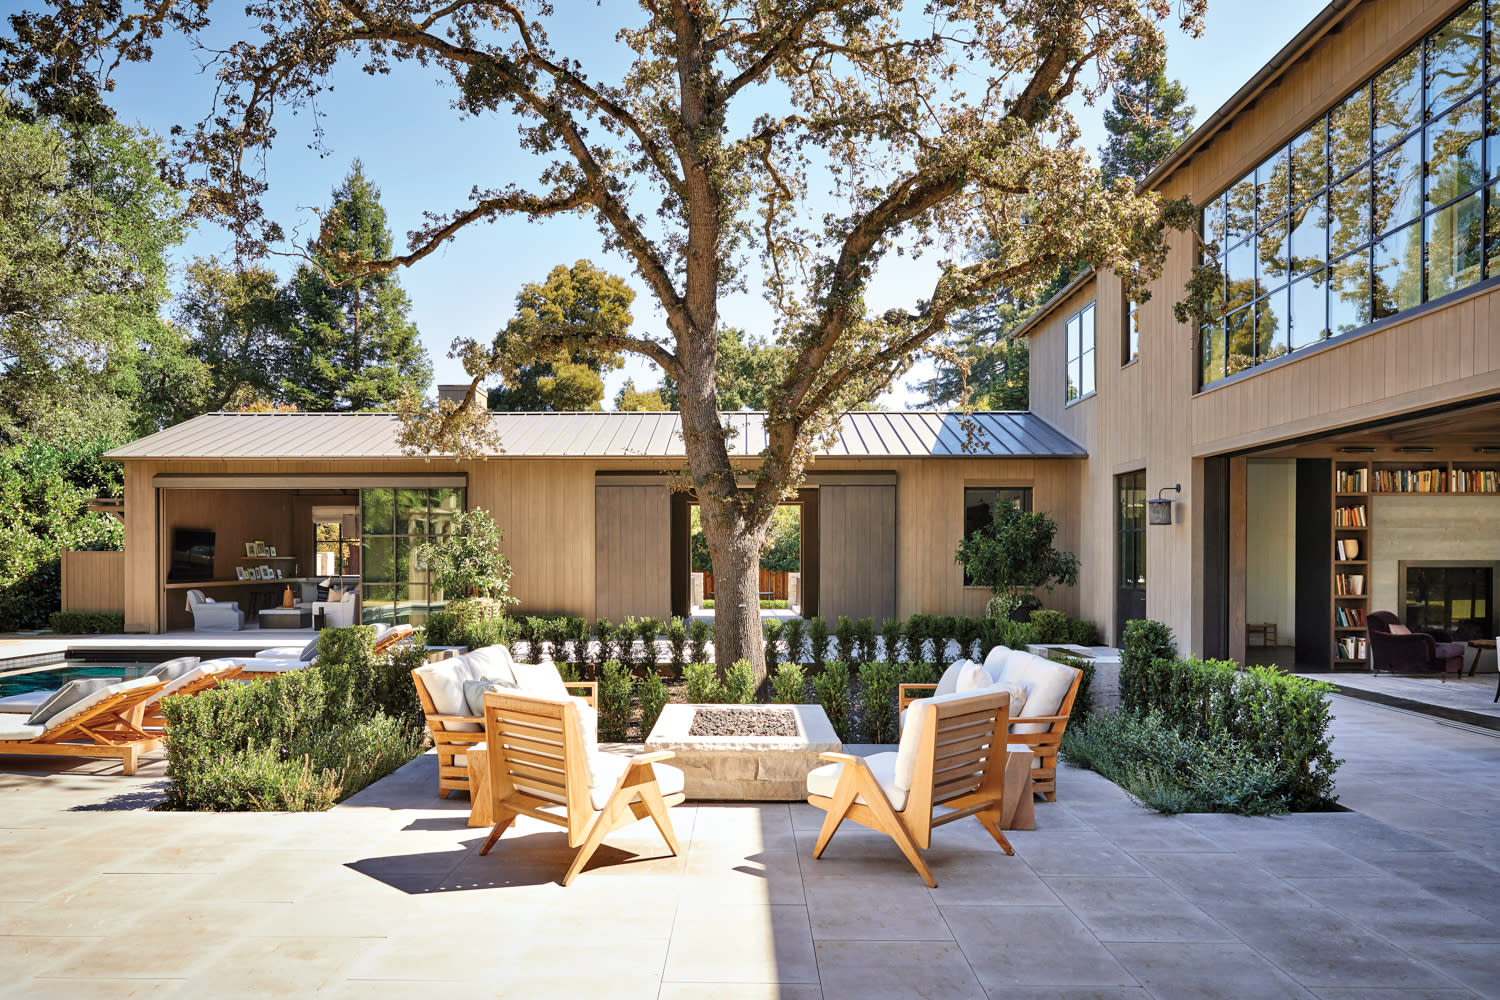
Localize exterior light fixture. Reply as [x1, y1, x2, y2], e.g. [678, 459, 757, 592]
[1396, 446, 1435, 454]
[1337, 446, 1376, 454]
[1475, 446, 1500, 455]
[1147, 484, 1181, 525]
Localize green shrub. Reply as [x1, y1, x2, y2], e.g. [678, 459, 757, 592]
[858, 660, 902, 744]
[834, 616, 856, 662]
[902, 661, 938, 686]
[930, 616, 956, 667]
[684, 662, 721, 703]
[879, 618, 904, 663]
[701, 598, 714, 609]
[595, 618, 622, 666]
[47, 611, 124, 634]
[771, 661, 807, 703]
[666, 617, 689, 675]
[851, 618, 877, 665]
[807, 617, 830, 667]
[1119, 619, 1177, 706]
[373, 629, 429, 733]
[632, 617, 662, 671]
[781, 618, 806, 663]
[904, 615, 930, 662]
[760, 599, 789, 609]
[424, 610, 460, 646]
[637, 670, 669, 735]
[598, 660, 633, 742]
[978, 615, 1039, 654]
[763, 618, 783, 662]
[813, 661, 853, 741]
[952, 616, 982, 660]
[1067, 617, 1101, 646]
[1061, 710, 1292, 815]
[1030, 609, 1070, 643]
[159, 654, 424, 812]
[687, 619, 712, 664]
[723, 660, 757, 704]
[1051, 652, 1095, 722]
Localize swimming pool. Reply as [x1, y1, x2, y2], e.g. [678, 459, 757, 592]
[0, 662, 160, 699]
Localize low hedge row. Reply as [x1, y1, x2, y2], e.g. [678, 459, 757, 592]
[47, 611, 125, 634]
[159, 626, 429, 811]
[1063, 619, 1342, 813]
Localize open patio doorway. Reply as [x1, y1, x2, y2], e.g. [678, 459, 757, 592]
[671, 489, 819, 621]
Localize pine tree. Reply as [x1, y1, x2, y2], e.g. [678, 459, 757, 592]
[1099, 55, 1197, 187]
[280, 162, 430, 410]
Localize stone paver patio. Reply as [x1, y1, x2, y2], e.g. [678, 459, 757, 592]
[2, 695, 1498, 999]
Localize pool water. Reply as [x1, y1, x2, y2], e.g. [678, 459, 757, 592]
[0, 662, 160, 699]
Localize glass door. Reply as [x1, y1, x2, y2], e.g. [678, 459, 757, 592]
[1116, 471, 1147, 638]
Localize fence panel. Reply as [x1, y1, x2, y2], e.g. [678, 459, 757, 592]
[61, 550, 126, 613]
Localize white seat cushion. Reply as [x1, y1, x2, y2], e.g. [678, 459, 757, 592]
[806, 752, 907, 811]
[587, 752, 684, 810]
[0, 718, 45, 741]
[0, 690, 51, 715]
[235, 658, 314, 674]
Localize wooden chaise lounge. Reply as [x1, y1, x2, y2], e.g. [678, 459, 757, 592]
[0, 677, 166, 775]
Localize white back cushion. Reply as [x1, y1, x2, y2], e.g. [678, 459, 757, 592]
[25, 678, 115, 727]
[1011, 656, 1079, 734]
[415, 659, 481, 731]
[511, 660, 570, 701]
[147, 656, 201, 681]
[982, 645, 1011, 670]
[41, 677, 155, 733]
[893, 689, 1010, 795]
[955, 662, 991, 694]
[934, 659, 972, 697]
[466, 645, 518, 685]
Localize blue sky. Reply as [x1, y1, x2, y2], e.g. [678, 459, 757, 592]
[89, 1, 1322, 408]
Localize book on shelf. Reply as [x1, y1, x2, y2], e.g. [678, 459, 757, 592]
[1337, 636, 1369, 660]
[1374, 467, 1449, 493]
[1335, 539, 1345, 561]
[1334, 606, 1366, 627]
[1335, 468, 1368, 492]
[1334, 504, 1367, 527]
[1454, 468, 1499, 493]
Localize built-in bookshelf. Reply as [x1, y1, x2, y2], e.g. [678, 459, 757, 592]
[1369, 460, 1500, 494]
[1332, 460, 1371, 672]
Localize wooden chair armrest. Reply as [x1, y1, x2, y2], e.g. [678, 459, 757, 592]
[897, 683, 938, 710]
[427, 713, 483, 727]
[567, 680, 598, 707]
[626, 750, 675, 766]
[1009, 714, 1071, 727]
[817, 751, 866, 765]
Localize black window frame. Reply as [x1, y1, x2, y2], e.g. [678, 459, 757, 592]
[962, 486, 1033, 587]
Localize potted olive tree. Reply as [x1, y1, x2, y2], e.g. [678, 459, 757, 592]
[955, 499, 1079, 620]
[414, 508, 518, 631]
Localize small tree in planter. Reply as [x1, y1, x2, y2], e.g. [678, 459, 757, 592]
[414, 509, 518, 622]
[956, 499, 1079, 620]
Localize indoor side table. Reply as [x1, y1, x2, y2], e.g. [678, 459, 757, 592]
[258, 606, 312, 629]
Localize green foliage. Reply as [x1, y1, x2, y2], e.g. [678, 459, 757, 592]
[851, 618, 877, 665]
[1117, 655, 1342, 810]
[637, 670, 669, 736]
[47, 611, 124, 634]
[1030, 610, 1070, 643]
[880, 618, 905, 663]
[159, 629, 425, 811]
[834, 616, 856, 663]
[1068, 617, 1102, 646]
[931, 615, 956, 667]
[723, 660, 758, 704]
[807, 617, 830, 667]
[683, 662, 718, 703]
[759, 505, 801, 573]
[280, 161, 431, 410]
[903, 661, 939, 686]
[412, 509, 515, 604]
[914, 290, 1033, 411]
[0, 436, 123, 630]
[858, 660, 903, 744]
[428, 598, 516, 652]
[614, 378, 668, 410]
[1119, 619, 1178, 704]
[771, 661, 807, 704]
[955, 499, 1080, 600]
[763, 618, 783, 661]
[1052, 653, 1095, 721]
[659, 327, 789, 411]
[812, 661, 853, 741]
[1061, 710, 1291, 816]
[633, 617, 662, 671]
[595, 618, 622, 666]
[1099, 48, 1197, 186]
[598, 660, 633, 742]
[666, 617, 689, 675]
[687, 618, 712, 665]
[486, 261, 630, 412]
[780, 618, 806, 664]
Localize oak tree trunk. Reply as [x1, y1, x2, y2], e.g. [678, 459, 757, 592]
[698, 506, 767, 680]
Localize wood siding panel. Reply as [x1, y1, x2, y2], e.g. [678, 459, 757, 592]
[818, 484, 897, 622]
[61, 551, 125, 614]
[593, 484, 671, 623]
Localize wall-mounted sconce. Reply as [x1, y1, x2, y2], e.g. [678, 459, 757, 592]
[1337, 446, 1375, 454]
[1396, 445, 1436, 454]
[1476, 446, 1500, 455]
[1147, 484, 1181, 525]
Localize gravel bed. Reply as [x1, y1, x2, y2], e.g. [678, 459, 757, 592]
[688, 707, 799, 737]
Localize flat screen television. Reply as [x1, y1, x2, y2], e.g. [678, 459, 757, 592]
[167, 528, 216, 582]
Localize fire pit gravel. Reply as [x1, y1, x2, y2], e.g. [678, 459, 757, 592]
[688, 707, 799, 738]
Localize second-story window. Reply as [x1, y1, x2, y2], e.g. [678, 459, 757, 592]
[1125, 297, 1141, 363]
[1066, 302, 1096, 404]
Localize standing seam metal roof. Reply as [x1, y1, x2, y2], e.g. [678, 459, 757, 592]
[104, 410, 1086, 460]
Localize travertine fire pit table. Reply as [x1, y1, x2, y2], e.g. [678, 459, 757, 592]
[644, 703, 842, 800]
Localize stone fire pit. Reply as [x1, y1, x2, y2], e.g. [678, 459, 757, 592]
[644, 703, 842, 801]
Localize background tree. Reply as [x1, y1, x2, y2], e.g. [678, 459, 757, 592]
[280, 161, 431, 411]
[615, 379, 669, 411]
[16, 1, 1207, 677]
[657, 328, 788, 411]
[169, 257, 291, 416]
[487, 261, 631, 412]
[955, 498, 1080, 614]
[413, 508, 516, 605]
[1099, 47, 1197, 186]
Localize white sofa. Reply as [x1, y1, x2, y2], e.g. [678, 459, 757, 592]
[412, 645, 598, 798]
[186, 589, 244, 631]
[312, 590, 358, 628]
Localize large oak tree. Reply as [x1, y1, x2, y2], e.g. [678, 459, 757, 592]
[4, 0, 1207, 676]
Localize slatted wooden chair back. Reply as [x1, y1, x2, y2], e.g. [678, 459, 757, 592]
[482, 690, 594, 846]
[901, 690, 1011, 848]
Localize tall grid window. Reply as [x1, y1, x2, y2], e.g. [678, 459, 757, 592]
[1199, 1, 1488, 388]
[962, 487, 1033, 586]
[1125, 297, 1141, 363]
[1065, 302, 1096, 403]
[360, 487, 466, 624]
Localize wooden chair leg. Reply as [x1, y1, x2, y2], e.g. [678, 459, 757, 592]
[812, 777, 858, 860]
[478, 807, 517, 856]
[563, 804, 622, 886]
[120, 746, 138, 776]
[975, 810, 1015, 856]
[857, 780, 936, 887]
[634, 781, 680, 856]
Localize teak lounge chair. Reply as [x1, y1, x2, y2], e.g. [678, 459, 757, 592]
[899, 647, 1082, 801]
[477, 690, 683, 885]
[806, 689, 1017, 887]
[0, 677, 166, 775]
[135, 661, 244, 732]
[412, 646, 597, 800]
